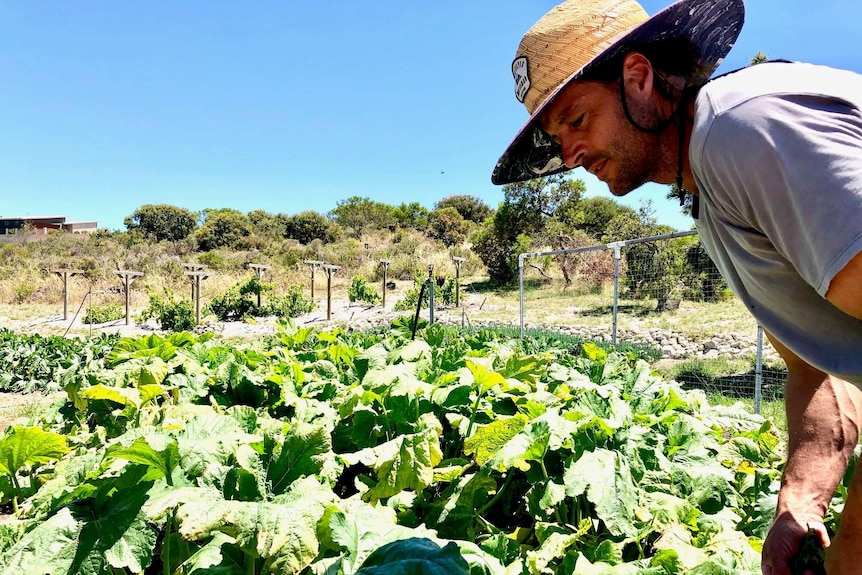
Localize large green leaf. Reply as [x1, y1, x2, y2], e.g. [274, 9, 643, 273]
[176, 477, 336, 574]
[342, 423, 442, 503]
[463, 415, 528, 467]
[563, 448, 639, 538]
[0, 426, 68, 478]
[0, 480, 158, 575]
[356, 538, 471, 575]
[107, 435, 181, 485]
[176, 532, 244, 575]
[265, 421, 338, 495]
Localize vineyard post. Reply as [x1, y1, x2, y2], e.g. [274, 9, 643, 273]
[183, 271, 210, 325]
[51, 268, 83, 321]
[248, 264, 271, 309]
[114, 270, 144, 325]
[304, 260, 324, 299]
[322, 264, 341, 321]
[427, 265, 435, 325]
[380, 260, 390, 308]
[451, 256, 465, 308]
[182, 263, 208, 301]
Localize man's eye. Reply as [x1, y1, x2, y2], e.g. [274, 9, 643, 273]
[571, 115, 584, 129]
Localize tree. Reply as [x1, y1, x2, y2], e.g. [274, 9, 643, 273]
[124, 204, 197, 242]
[248, 210, 288, 238]
[434, 195, 494, 224]
[427, 207, 469, 247]
[572, 196, 637, 239]
[471, 175, 586, 285]
[195, 208, 253, 251]
[750, 51, 769, 65]
[393, 202, 430, 231]
[285, 211, 338, 245]
[603, 201, 685, 311]
[328, 196, 396, 237]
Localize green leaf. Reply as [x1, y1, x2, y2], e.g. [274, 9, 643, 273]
[0, 480, 158, 575]
[342, 426, 443, 503]
[79, 383, 143, 407]
[107, 436, 181, 485]
[176, 532, 243, 575]
[463, 415, 528, 467]
[356, 538, 471, 575]
[176, 477, 337, 574]
[466, 361, 507, 395]
[0, 426, 68, 478]
[563, 449, 639, 538]
[266, 422, 337, 495]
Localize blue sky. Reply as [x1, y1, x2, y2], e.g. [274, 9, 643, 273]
[2, 0, 861, 232]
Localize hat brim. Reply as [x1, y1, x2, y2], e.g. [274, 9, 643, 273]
[491, 0, 745, 185]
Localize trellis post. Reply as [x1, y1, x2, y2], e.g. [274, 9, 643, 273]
[182, 263, 208, 301]
[113, 270, 144, 325]
[51, 268, 84, 320]
[451, 256, 465, 308]
[322, 264, 341, 321]
[380, 260, 390, 308]
[183, 270, 210, 325]
[248, 264, 271, 309]
[303, 260, 324, 299]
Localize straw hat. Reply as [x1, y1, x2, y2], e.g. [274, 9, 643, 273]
[492, 0, 745, 185]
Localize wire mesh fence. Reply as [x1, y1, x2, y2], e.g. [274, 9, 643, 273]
[518, 231, 788, 411]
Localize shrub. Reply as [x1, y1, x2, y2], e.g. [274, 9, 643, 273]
[348, 275, 380, 305]
[82, 302, 124, 325]
[262, 285, 313, 318]
[209, 278, 313, 321]
[394, 275, 457, 311]
[138, 288, 196, 331]
[208, 277, 265, 321]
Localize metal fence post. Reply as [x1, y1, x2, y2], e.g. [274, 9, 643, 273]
[609, 242, 623, 346]
[427, 265, 435, 325]
[519, 253, 525, 338]
[754, 325, 764, 414]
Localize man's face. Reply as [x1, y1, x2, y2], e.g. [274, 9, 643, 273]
[539, 79, 662, 196]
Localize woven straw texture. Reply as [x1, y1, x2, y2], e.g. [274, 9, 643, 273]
[517, 0, 648, 114]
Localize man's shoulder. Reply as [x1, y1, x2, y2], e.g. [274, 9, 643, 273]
[699, 62, 862, 116]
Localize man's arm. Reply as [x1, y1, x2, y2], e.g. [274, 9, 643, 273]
[825, 250, 862, 320]
[760, 332, 862, 575]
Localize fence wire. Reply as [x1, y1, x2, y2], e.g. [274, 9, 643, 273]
[519, 231, 788, 411]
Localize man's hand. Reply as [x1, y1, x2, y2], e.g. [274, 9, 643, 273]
[762, 512, 828, 575]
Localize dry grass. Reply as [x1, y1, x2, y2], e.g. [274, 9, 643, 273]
[465, 278, 758, 339]
[1, 229, 762, 343]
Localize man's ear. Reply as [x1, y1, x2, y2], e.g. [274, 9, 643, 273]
[621, 52, 654, 98]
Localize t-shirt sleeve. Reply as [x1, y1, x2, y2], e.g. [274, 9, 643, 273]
[695, 93, 862, 296]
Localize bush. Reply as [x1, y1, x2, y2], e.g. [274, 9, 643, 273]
[394, 275, 457, 311]
[348, 275, 380, 305]
[208, 277, 266, 321]
[138, 288, 196, 331]
[209, 278, 313, 321]
[82, 302, 124, 325]
[262, 285, 313, 318]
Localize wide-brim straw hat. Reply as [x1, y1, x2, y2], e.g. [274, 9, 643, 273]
[491, 0, 745, 185]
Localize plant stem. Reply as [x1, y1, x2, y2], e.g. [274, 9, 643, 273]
[9, 473, 21, 515]
[465, 392, 483, 439]
[478, 471, 514, 516]
[163, 524, 171, 575]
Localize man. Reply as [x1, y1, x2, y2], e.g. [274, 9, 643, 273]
[491, 1, 862, 574]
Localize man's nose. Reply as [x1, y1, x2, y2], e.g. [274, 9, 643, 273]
[561, 138, 585, 168]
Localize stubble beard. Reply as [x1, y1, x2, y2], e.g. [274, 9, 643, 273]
[603, 94, 667, 197]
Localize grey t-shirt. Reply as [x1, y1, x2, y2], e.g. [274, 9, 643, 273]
[690, 62, 862, 386]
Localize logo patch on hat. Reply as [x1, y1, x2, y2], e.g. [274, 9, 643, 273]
[512, 56, 530, 103]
